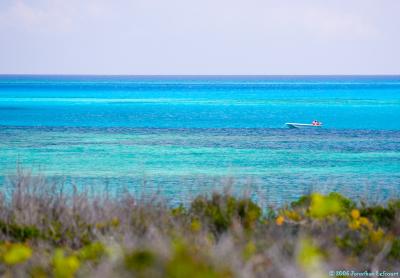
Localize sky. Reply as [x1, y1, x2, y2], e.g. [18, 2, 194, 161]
[0, 0, 399, 75]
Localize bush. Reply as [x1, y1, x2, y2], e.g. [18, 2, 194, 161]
[189, 193, 261, 233]
[0, 174, 399, 277]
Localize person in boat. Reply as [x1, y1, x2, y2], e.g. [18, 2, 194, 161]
[312, 120, 321, 126]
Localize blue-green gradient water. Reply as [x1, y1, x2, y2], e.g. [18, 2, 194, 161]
[1, 75, 399, 204]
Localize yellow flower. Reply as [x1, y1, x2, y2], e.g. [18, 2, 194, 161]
[297, 238, 325, 276]
[285, 210, 302, 221]
[359, 217, 373, 229]
[351, 209, 360, 219]
[309, 193, 342, 218]
[348, 220, 360, 230]
[111, 217, 120, 227]
[95, 222, 106, 230]
[243, 241, 256, 260]
[276, 216, 285, 226]
[53, 249, 80, 278]
[190, 219, 202, 232]
[370, 228, 384, 243]
[3, 244, 32, 265]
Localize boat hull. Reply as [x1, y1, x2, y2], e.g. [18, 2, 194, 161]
[286, 123, 323, 129]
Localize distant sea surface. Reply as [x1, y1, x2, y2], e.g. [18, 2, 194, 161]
[1, 75, 399, 204]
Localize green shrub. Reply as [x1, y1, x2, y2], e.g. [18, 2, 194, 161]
[171, 204, 187, 217]
[166, 240, 232, 278]
[124, 249, 156, 272]
[189, 193, 261, 233]
[360, 205, 395, 228]
[0, 221, 40, 241]
[290, 192, 355, 219]
[389, 239, 400, 259]
[77, 242, 107, 263]
[291, 195, 312, 209]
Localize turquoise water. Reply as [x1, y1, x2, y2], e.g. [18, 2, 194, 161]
[1, 76, 400, 204]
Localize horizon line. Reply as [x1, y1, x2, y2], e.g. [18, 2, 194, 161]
[1, 74, 400, 77]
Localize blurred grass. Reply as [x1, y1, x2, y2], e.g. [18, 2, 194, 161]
[0, 172, 399, 277]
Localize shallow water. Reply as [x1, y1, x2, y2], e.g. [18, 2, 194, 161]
[1, 76, 399, 204]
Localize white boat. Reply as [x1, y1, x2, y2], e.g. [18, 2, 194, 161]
[286, 123, 323, 129]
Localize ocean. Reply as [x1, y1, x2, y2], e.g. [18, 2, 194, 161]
[1, 75, 399, 204]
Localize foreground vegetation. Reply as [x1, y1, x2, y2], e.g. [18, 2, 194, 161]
[0, 173, 400, 277]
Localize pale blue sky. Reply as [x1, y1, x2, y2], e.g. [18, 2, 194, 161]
[0, 0, 399, 75]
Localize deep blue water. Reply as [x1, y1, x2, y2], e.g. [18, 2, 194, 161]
[0, 75, 399, 204]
